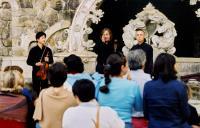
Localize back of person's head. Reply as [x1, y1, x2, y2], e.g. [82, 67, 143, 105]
[63, 54, 84, 73]
[4, 65, 23, 74]
[128, 49, 146, 70]
[48, 62, 67, 87]
[36, 31, 46, 40]
[72, 79, 95, 102]
[152, 53, 177, 83]
[100, 53, 126, 93]
[1, 70, 24, 93]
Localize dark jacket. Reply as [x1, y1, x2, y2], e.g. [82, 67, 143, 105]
[143, 79, 191, 128]
[93, 41, 114, 74]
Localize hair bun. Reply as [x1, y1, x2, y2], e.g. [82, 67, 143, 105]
[104, 64, 111, 71]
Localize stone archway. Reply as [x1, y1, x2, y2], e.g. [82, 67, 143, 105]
[67, 0, 104, 52]
[61, 0, 200, 75]
[69, 1, 177, 57]
[122, 3, 177, 58]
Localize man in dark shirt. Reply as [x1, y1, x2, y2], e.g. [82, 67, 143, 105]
[131, 29, 153, 74]
[27, 32, 54, 96]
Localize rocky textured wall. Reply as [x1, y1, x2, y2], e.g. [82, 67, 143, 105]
[0, 0, 81, 56]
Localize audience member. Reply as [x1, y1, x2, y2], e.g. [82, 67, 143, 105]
[143, 53, 191, 128]
[127, 49, 151, 128]
[62, 79, 124, 128]
[33, 62, 77, 128]
[0, 70, 30, 128]
[63, 54, 94, 88]
[97, 53, 143, 128]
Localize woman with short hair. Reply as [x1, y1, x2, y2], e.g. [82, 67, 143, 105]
[127, 49, 151, 128]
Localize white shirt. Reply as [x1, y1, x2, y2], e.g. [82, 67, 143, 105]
[129, 69, 151, 97]
[129, 69, 151, 117]
[62, 100, 125, 128]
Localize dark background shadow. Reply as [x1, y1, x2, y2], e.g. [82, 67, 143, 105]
[89, 0, 200, 57]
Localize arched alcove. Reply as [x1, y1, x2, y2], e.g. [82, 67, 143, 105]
[64, 0, 200, 74]
[87, 0, 200, 57]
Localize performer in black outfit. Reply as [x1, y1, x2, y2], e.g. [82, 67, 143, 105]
[131, 29, 153, 74]
[93, 28, 115, 74]
[27, 32, 53, 96]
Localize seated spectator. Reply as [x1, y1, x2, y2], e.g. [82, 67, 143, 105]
[0, 70, 29, 128]
[63, 54, 94, 87]
[127, 49, 151, 128]
[143, 53, 191, 128]
[97, 53, 143, 128]
[33, 62, 77, 128]
[62, 79, 124, 128]
[4, 65, 23, 74]
[186, 85, 200, 127]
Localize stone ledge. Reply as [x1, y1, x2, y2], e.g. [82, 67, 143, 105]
[176, 57, 200, 76]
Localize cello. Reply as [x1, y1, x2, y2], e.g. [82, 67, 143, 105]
[36, 47, 49, 80]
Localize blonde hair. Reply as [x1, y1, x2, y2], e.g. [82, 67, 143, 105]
[186, 85, 192, 99]
[1, 70, 24, 93]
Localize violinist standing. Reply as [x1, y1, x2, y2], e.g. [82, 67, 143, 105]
[27, 32, 54, 97]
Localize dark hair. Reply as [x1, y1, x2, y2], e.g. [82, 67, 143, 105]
[100, 53, 126, 93]
[72, 79, 95, 102]
[36, 31, 46, 40]
[63, 54, 84, 73]
[135, 28, 145, 33]
[48, 62, 67, 87]
[152, 53, 177, 83]
[100, 28, 113, 40]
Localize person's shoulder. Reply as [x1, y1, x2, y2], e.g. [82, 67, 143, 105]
[144, 42, 153, 49]
[29, 45, 38, 51]
[143, 73, 151, 80]
[126, 78, 137, 84]
[46, 46, 53, 51]
[170, 80, 186, 90]
[131, 44, 139, 50]
[79, 73, 93, 79]
[100, 106, 117, 115]
[95, 41, 103, 46]
[122, 78, 139, 88]
[144, 79, 154, 88]
[63, 106, 78, 116]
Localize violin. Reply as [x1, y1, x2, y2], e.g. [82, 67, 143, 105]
[36, 51, 49, 80]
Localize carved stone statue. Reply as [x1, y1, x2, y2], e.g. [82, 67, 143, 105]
[0, 1, 12, 48]
[122, 3, 177, 57]
[18, 0, 33, 8]
[67, 0, 104, 52]
[190, 0, 200, 17]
